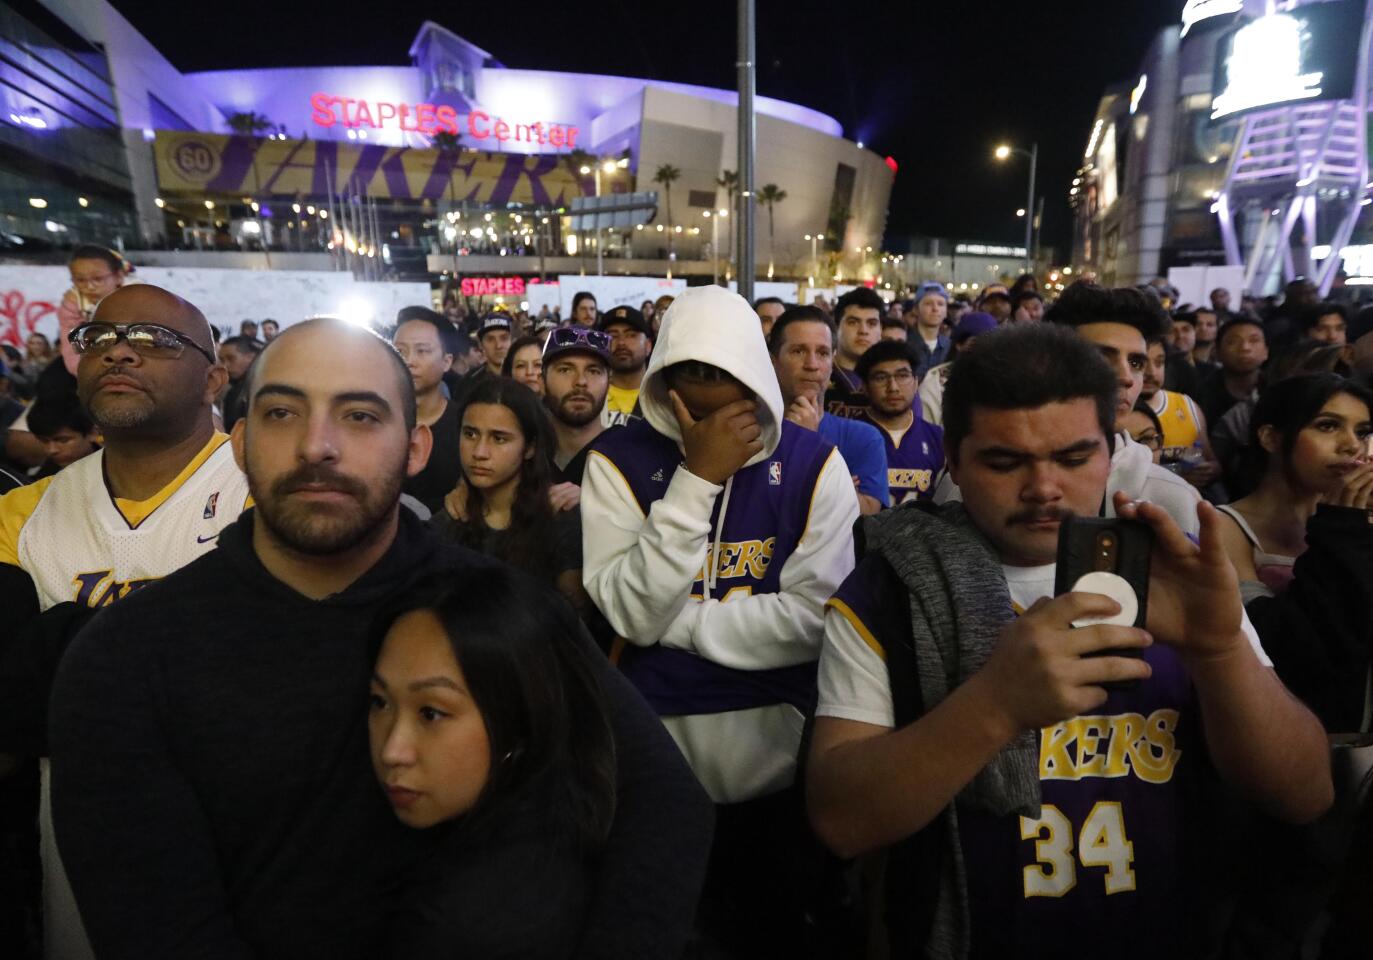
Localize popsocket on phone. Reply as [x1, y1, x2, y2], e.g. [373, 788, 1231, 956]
[1070, 571, 1139, 628]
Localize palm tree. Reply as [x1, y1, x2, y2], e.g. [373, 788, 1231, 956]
[653, 163, 681, 258]
[225, 112, 276, 266]
[757, 183, 787, 278]
[716, 169, 739, 268]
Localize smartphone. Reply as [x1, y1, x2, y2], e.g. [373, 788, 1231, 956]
[1054, 516, 1153, 689]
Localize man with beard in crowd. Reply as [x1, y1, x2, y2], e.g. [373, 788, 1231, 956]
[572, 291, 599, 326]
[599, 305, 652, 428]
[48, 317, 712, 960]
[542, 326, 613, 511]
[0, 284, 250, 960]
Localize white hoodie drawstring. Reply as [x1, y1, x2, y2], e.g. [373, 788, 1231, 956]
[704, 475, 734, 600]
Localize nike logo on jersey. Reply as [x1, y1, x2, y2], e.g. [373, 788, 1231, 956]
[196, 533, 220, 544]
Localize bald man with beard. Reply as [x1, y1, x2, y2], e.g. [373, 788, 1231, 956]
[0, 284, 250, 960]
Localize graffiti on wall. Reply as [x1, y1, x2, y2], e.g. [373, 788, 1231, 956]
[0, 291, 58, 349]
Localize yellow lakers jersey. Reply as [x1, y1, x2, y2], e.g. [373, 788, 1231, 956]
[1151, 390, 1203, 461]
[0, 434, 251, 611]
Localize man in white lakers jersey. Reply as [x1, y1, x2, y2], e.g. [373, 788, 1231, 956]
[0, 283, 249, 960]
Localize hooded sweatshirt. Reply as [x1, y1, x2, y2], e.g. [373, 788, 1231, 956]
[934, 431, 1202, 537]
[582, 285, 860, 803]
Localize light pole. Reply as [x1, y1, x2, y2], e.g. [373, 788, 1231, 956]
[804, 233, 825, 286]
[995, 142, 1037, 275]
[705, 209, 729, 285]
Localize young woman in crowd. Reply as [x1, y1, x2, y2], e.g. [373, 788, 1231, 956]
[368, 569, 617, 957]
[1216, 373, 1373, 728]
[431, 378, 586, 613]
[500, 335, 545, 396]
[1123, 399, 1164, 464]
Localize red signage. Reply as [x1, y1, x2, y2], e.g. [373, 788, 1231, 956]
[461, 276, 527, 297]
[309, 94, 580, 149]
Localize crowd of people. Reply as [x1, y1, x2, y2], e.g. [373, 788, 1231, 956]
[0, 247, 1369, 960]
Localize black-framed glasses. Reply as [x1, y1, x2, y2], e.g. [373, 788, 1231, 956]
[68, 322, 216, 363]
[543, 325, 610, 356]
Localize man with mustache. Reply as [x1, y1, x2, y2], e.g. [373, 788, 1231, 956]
[599, 305, 652, 428]
[48, 317, 712, 960]
[807, 323, 1332, 960]
[0, 283, 249, 960]
[542, 325, 613, 512]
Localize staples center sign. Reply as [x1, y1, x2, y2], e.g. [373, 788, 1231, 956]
[309, 93, 582, 149]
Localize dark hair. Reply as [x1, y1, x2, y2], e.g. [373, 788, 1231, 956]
[1241, 373, 1373, 490]
[754, 296, 786, 310]
[943, 324, 1117, 463]
[245, 319, 418, 432]
[663, 359, 741, 387]
[1217, 316, 1266, 348]
[397, 306, 460, 356]
[1044, 281, 1167, 341]
[881, 315, 906, 331]
[834, 287, 885, 323]
[1302, 302, 1347, 330]
[1130, 398, 1163, 439]
[500, 335, 544, 378]
[68, 245, 125, 273]
[27, 393, 93, 438]
[571, 291, 597, 311]
[1011, 289, 1044, 310]
[855, 338, 918, 381]
[261, 318, 279, 330]
[220, 335, 263, 355]
[767, 305, 834, 356]
[1008, 274, 1039, 300]
[370, 570, 616, 853]
[452, 378, 558, 580]
[1170, 310, 1198, 329]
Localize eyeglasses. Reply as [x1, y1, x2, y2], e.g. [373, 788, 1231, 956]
[69, 322, 216, 364]
[543, 325, 610, 357]
[867, 369, 916, 388]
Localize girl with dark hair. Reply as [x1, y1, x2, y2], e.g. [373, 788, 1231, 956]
[1215, 373, 1373, 726]
[433, 377, 586, 612]
[500, 334, 545, 395]
[1123, 398, 1164, 464]
[369, 569, 616, 957]
[1219, 374, 1373, 596]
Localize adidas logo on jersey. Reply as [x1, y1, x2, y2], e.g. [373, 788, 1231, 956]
[650, 468, 665, 482]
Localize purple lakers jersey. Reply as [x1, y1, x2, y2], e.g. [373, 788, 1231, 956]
[592, 417, 838, 717]
[861, 411, 945, 504]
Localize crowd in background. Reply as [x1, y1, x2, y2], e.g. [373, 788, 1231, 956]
[0, 247, 1369, 960]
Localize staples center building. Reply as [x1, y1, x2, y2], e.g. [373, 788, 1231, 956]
[6, 3, 893, 266]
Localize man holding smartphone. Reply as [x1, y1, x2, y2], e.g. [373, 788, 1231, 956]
[806, 323, 1332, 960]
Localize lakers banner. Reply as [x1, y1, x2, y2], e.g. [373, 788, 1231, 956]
[154, 132, 593, 205]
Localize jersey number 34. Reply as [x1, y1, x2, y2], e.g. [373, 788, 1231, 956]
[1019, 802, 1136, 897]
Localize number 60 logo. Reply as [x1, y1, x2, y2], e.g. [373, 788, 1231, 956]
[171, 140, 220, 182]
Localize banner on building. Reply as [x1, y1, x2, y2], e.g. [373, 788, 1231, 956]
[153, 132, 593, 206]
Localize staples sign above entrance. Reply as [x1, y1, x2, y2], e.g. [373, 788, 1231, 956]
[309, 93, 581, 150]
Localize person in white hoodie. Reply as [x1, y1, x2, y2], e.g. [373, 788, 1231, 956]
[935, 282, 1202, 536]
[581, 284, 859, 954]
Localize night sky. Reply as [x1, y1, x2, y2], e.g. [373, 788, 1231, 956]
[123, 0, 1184, 257]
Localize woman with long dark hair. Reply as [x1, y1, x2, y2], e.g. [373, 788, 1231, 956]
[432, 377, 586, 612]
[1216, 373, 1373, 727]
[369, 569, 617, 957]
[500, 334, 545, 395]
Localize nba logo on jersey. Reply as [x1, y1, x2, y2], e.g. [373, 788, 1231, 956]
[922, 441, 929, 455]
[203, 492, 219, 519]
[768, 462, 782, 485]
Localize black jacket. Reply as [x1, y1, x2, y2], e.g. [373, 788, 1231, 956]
[49, 508, 712, 960]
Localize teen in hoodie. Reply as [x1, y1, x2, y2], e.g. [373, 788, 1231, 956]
[581, 285, 859, 952]
[934, 282, 1202, 537]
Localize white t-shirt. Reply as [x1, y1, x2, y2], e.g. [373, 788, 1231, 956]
[817, 562, 1272, 729]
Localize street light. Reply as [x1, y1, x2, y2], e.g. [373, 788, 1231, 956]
[995, 142, 1038, 274]
[805, 233, 825, 285]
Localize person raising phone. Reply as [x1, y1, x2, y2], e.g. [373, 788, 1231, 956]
[806, 323, 1332, 960]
